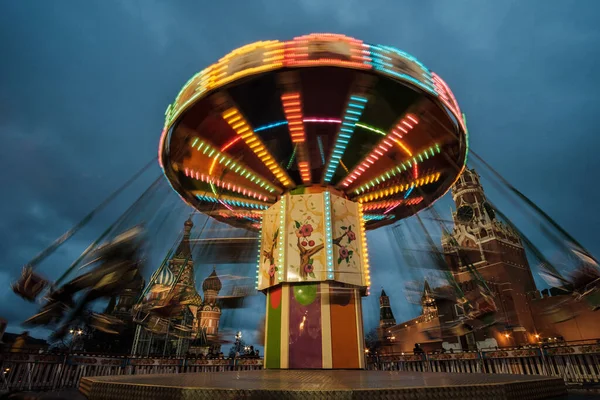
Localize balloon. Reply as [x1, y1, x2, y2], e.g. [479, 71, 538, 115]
[293, 284, 317, 306]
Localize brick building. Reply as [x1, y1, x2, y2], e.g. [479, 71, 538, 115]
[380, 169, 599, 353]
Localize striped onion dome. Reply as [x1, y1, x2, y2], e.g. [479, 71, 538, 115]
[154, 267, 176, 287]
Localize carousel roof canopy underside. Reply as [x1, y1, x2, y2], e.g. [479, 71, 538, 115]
[159, 34, 468, 231]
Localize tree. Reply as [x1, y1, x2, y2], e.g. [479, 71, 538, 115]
[364, 328, 382, 353]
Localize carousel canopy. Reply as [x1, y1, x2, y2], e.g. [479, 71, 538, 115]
[159, 33, 468, 231]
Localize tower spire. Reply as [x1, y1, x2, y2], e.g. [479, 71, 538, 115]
[175, 217, 193, 259]
[379, 287, 396, 329]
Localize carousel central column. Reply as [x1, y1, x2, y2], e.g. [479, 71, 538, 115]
[257, 189, 370, 369]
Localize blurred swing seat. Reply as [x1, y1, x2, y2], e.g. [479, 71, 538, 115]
[89, 313, 125, 334]
[12, 266, 49, 302]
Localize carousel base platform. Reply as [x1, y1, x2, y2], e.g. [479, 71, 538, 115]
[79, 370, 566, 400]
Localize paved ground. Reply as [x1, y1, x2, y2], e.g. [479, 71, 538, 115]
[81, 370, 567, 399]
[0, 389, 85, 399]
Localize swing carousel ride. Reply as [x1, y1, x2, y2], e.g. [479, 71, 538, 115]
[11, 34, 600, 366]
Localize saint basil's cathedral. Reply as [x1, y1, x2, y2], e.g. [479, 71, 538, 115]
[88, 218, 224, 356]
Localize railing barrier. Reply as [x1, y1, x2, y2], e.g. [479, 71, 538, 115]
[1, 344, 599, 392]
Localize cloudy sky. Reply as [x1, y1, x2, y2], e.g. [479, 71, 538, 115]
[1, 0, 599, 349]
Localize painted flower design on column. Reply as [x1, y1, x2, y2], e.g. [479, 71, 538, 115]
[293, 219, 359, 281]
[262, 228, 279, 285]
[335, 225, 356, 265]
[294, 220, 322, 280]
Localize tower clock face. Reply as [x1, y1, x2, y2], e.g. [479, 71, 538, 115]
[483, 202, 496, 220]
[457, 205, 474, 223]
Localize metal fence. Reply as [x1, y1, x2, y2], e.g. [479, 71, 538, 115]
[0, 353, 263, 392]
[2, 343, 600, 392]
[367, 343, 600, 385]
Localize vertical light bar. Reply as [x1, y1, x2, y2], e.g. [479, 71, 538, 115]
[222, 108, 294, 188]
[281, 93, 311, 184]
[281, 93, 306, 143]
[277, 197, 286, 282]
[323, 192, 334, 279]
[322, 95, 368, 183]
[256, 217, 263, 290]
[339, 114, 418, 189]
[357, 202, 371, 294]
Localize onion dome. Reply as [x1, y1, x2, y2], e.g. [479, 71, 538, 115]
[155, 266, 175, 287]
[202, 267, 222, 292]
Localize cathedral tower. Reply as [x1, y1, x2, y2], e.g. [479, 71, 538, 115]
[199, 267, 222, 338]
[421, 280, 438, 322]
[379, 288, 396, 330]
[442, 168, 538, 344]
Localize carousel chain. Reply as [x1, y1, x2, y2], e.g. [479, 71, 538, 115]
[135, 188, 216, 306]
[54, 175, 164, 287]
[132, 199, 190, 303]
[25, 157, 157, 270]
[470, 150, 597, 265]
[436, 149, 570, 287]
[484, 197, 571, 287]
[12, 165, 160, 302]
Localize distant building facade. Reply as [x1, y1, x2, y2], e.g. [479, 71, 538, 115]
[130, 218, 223, 357]
[381, 169, 600, 353]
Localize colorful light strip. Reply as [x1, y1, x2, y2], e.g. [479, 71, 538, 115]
[355, 123, 385, 136]
[362, 214, 395, 221]
[221, 136, 242, 152]
[195, 193, 270, 210]
[323, 95, 368, 183]
[339, 114, 418, 188]
[254, 121, 288, 132]
[298, 161, 311, 183]
[277, 197, 286, 282]
[184, 167, 271, 202]
[284, 33, 372, 70]
[354, 144, 441, 195]
[222, 108, 293, 188]
[256, 219, 263, 289]
[356, 172, 442, 202]
[253, 117, 341, 133]
[282, 93, 306, 143]
[281, 93, 311, 184]
[324, 192, 334, 279]
[191, 137, 279, 194]
[462, 113, 469, 166]
[317, 136, 326, 165]
[370, 45, 436, 96]
[158, 127, 168, 169]
[286, 145, 297, 169]
[215, 210, 263, 220]
[361, 197, 424, 211]
[209, 41, 285, 91]
[357, 202, 371, 290]
[303, 118, 342, 123]
[432, 72, 465, 132]
[163, 35, 465, 135]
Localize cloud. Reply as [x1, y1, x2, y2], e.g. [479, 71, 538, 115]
[295, 0, 373, 28]
[1, 0, 599, 342]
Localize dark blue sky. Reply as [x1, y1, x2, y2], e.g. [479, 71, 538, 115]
[1, 1, 599, 346]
